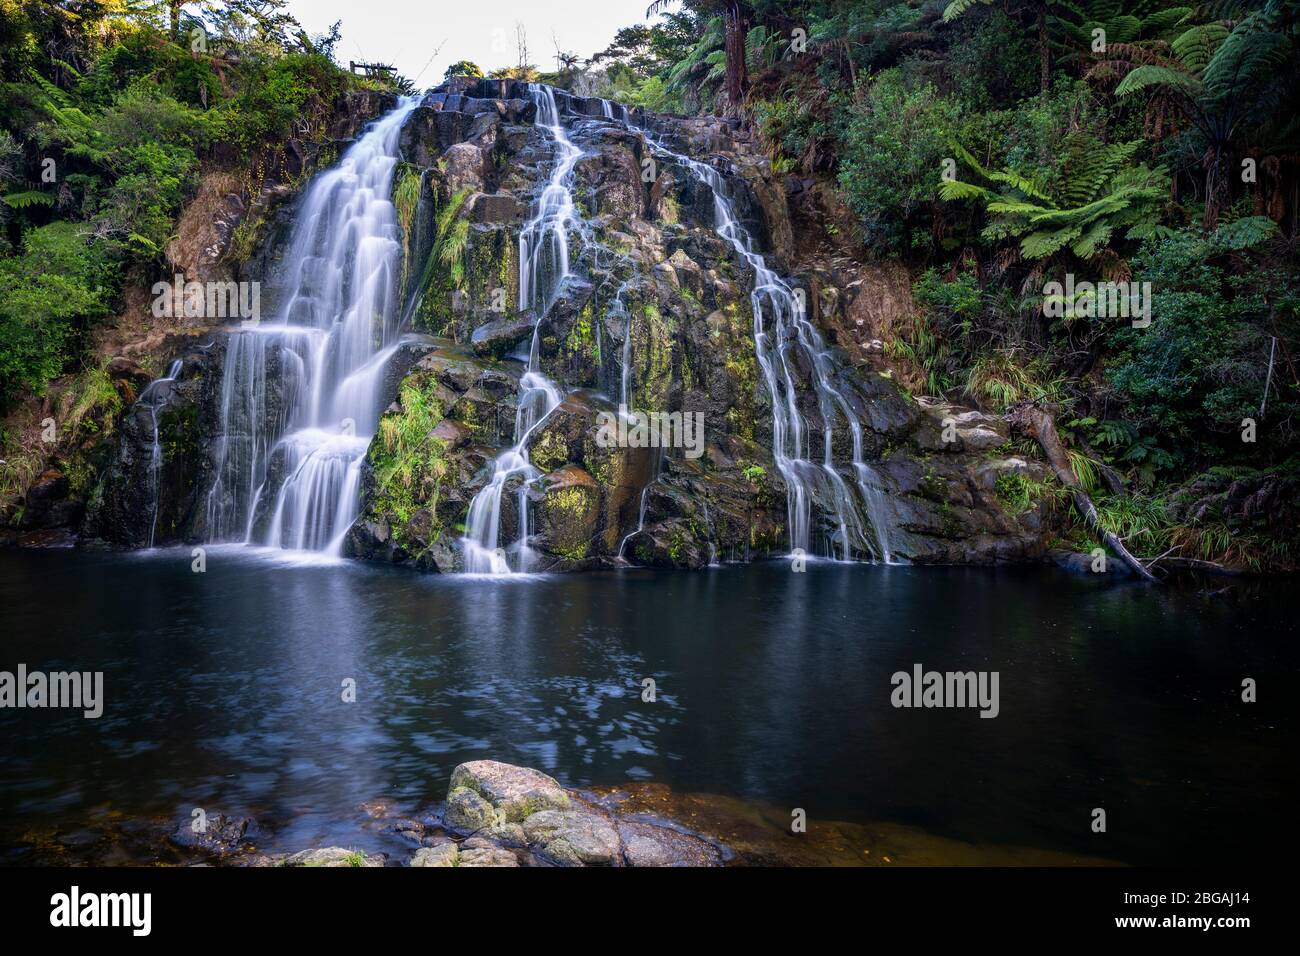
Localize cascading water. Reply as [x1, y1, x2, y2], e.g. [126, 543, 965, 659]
[204, 97, 420, 555]
[460, 85, 574, 574]
[621, 118, 897, 563]
[140, 359, 183, 548]
[491, 86, 896, 564]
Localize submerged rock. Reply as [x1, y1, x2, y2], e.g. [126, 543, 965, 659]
[168, 814, 260, 858]
[617, 820, 722, 867]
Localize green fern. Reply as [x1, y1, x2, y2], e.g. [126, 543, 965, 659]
[1, 191, 54, 209]
[942, 134, 1168, 261]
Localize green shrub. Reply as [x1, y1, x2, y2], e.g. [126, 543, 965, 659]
[0, 223, 117, 405]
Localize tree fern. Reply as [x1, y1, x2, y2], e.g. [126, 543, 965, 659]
[1169, 22, 1229, 70]
[942, 0, 992, 23]
[943, 135, 1167, 261]
[1, 191, 54, 209]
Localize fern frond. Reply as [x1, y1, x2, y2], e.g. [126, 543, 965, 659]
[942, 0, 991, 23]
[1, 190, 54, 209]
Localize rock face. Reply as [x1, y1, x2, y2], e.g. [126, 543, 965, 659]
[430, 760, 722, 867]
[342, 79, 1052, 571]
[79, 78, 1055, 567]
[79, 337, 224, 548]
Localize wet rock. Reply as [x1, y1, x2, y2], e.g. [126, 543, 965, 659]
[168, 814, 259, 857]
[18, 469, 78, 530]
[478, 822, 527, 847]
[443, 142, 486, 194]
[470, 313, 536, 357]
[535, 465, 601, 565]
[468, 192, 525, 225]
[1052, 548, 1134, 576]
[617, 820, 723, 867]
[522, 808, 622, 866]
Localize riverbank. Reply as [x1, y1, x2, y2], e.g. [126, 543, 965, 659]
[9, 759, 1119, 867]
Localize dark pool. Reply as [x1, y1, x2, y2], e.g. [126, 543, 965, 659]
[0, 546, 1294, 864]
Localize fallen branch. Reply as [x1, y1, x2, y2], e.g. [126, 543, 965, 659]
[1006, 400, 1158, 583]
[1146, 555, 1238, 575]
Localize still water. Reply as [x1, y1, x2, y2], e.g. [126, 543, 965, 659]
[0, 547, 1294, 864]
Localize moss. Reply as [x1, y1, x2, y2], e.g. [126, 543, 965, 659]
[545, 484, 597, 561]
[159, 403, 199, 463]
[564, 302, 598, 361]
[659, 191, 681, 225]
[635, 301, 674, 411]
[584, 441, 614, 487]
[368, 377, 451, 556]
[531, 429, 569, 473]
[720, 300, 758, 439]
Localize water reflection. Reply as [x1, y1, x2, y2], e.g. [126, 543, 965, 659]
[0, 549, 1294, 864]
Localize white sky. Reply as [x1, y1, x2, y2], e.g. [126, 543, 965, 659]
[281, 0, 662, 88]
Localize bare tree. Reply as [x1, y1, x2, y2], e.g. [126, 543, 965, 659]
[515, 21, 529, 72]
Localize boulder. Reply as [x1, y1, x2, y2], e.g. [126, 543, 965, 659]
[410, 842, 460, 867]
[447, 760, 571, 823]
[617, 820, 723, 867]
[522, 808, 622, 866]
[443, 786, 502, 834]
[457, 845, 520, 867]
[470, 313, 536, 357]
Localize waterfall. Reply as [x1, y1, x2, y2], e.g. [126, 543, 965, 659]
[460, 85, 573, 574]
[475, 85, 897, 565]
[616, 479, 654, 560]
[610, 110, 897, 563]
[141, 359, 182, 548]
[203, 97, 420, 554]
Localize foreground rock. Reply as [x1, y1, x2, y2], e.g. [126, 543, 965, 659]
[427, 759, 723, 867]
[283, 847, 385, 867]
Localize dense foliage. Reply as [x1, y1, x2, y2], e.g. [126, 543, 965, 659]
[588, 0, 1298, 567]
[0, 0, 389, 410]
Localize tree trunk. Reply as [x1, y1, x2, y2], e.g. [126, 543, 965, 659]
[1202, 146, 1227, 231]
[1038, 5, 1050, 93]
[170, 1, 181, 39]
[1006, 401, 1158, 582]
[724, 1, 748, 111]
